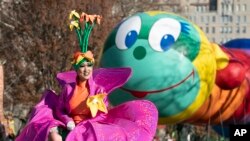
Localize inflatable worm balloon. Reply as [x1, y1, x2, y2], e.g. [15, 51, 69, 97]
[101, 11, 250, 125]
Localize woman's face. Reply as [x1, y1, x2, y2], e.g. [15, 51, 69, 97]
[77, 61, 93, 81]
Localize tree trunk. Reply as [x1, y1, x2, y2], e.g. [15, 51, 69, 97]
[0, 63, 4, 121]
[0, 61, 7, 140]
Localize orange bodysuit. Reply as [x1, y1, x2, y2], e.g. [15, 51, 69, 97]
[69, 81, 91, 124]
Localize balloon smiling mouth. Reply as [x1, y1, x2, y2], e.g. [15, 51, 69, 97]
[121, 69, 195, 98]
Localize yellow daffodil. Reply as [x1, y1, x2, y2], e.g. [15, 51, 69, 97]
[69, 10, 80, 20]
[87, 93, 108, 117]
[69, 20, 79, 31]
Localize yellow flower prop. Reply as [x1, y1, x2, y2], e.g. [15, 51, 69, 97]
[86, 93, 108, 117]
[69, 10, 80, 20]
[68, 10, 102, 53]
[69, 20, 79, 31]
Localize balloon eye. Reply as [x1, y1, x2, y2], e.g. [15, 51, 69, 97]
[160, 34, 175, 51]
[125, 30, 138, 48]
[115, 16, 141, 50]
[149, 18, 181, 52]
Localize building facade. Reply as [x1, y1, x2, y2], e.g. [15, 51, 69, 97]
[155, 0, 250, 44]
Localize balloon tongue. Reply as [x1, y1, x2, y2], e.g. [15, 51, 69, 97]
[121, 87, 148, 98]
[131, 91, 148, 98]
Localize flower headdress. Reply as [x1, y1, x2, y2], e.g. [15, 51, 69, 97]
[69, 10, 102, 69]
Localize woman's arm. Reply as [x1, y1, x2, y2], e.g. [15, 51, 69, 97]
[54, 84, 74, 125]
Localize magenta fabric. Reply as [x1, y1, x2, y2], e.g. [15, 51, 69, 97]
[16, 67, 158, 141]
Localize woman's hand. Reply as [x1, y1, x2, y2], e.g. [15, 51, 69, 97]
[48, 127, 62, 141]
[66, 121, 76, 131]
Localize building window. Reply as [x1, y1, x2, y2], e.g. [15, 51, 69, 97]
[212, 27, 215, 33]
[225, 4, 229, 12]
[228, 4, 232, 12]
[206, 27, 209, 33]
[222, 16, 229, 23]
[242, 26, 246, 33]
[229, 16, 233, 22]
[228, 26, 232, 33]
[237, 16, 241, 23]
[201, 16, 204, 23]
[224, 27, 227, 33]
[196, 6, 200, 12]
[212, 16, 216, 22]
[222, 3, 224, 11]
[242, 4, 246, 11]
[235, 4, 239, 12]
[226, 16, 229, 22]
[236, 27, 240, 33]
[243, 15, 247, 23]
[210, 0, 217, 11]
[203, 6, 207, 12]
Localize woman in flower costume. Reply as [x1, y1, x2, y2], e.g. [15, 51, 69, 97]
[16, 10, 158, 141]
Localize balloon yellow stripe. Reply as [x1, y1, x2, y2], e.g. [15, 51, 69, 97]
[159, 25, 216, 124]
[211, 43, 229, 70]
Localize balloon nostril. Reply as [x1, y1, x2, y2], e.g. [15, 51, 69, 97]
[133, 46, 146, 60]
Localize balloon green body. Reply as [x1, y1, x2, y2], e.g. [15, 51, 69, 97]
[101, 11, 216, 124]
